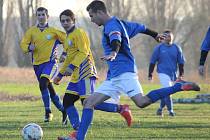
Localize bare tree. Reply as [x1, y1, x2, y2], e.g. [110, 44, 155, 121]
[17, 0, 42, 67]
[0, 0, 4, 65]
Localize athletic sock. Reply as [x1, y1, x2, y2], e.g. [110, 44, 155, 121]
[66, 106, 80, 130]
[41, 89, 51, 112]
[95, 102, 118, 112]
[147, 83, 182, 103]
[51, 94, 64, 111]
[76, 108, 94, 140]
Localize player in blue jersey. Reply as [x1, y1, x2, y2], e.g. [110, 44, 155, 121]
[198, 26, 210, 76]
[20, 7, 67, 124]
[148, 30, 185, 117]
[59, 1, 200, 140]
[55, 9, 133, 140]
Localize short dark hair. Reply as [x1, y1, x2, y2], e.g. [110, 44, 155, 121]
[86, 0, 107, 13]
[59, 9, 75, 23]
[163, 30, 172, 34]
[36, 7, 48, 16]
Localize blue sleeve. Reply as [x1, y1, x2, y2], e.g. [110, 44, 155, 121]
[150, 45, 160, 64]
[176, 45, 185, 64]
[123, 21, 147, 38]
[105, 22, 122, 44]
[201, 27, 210, 51]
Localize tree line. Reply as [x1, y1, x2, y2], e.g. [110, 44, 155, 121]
[0, 0, 209, 74]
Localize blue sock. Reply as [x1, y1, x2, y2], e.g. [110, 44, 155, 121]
[147, 83, 182, 103]
[51, 94, 64, 111]
[160, 98, 166, 110]
[165, 96, 173, 112]
[95, 102, 118, 112]
[66, 106, 80, 130]
[77, 108, 93, 140]
[41, 89, 51, 112]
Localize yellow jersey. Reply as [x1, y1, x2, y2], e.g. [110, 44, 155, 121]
[60, 27, 97, 83]
[20, 25, 66, 65]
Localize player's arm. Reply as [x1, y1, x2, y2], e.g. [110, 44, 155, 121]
[20, 29, 33, 54]
[178, 64, 184, 80]
[101, 39, 121, 61]
[177, 45, 185, 79]
[199, 50, 208, 66]
[55, 29, 66, 44]
[148, 45, 159, 80]
[148, 63, 155, 80]
[123, 21, 164, 42]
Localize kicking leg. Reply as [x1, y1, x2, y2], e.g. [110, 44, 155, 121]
[132, 80, 200, 108]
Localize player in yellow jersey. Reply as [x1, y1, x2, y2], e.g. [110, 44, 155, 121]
[54, 9, 133, 140]
[20, 7, 67, 124]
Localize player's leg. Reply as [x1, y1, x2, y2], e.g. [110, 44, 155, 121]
[81, 78, 132, 126]
[33, 64, 52, 122]
[157, 99, 165, 116]
[63, 93, 80, 130]
[48, 83, 67, 124]
[76, 93, 111, 140]
[165, 96, 175, 116]
[132, 79, 200, 108]
[158, 73, 174, 116]
[42, 61, 66, 123]
[63, 81, 82, 131]
[72, 78, 120, 140]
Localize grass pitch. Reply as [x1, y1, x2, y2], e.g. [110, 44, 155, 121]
[0, 83, 210, 140]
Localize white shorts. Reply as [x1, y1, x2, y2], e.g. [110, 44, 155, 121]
[158, 73, 173, 88]
[95, 72, 143, 101]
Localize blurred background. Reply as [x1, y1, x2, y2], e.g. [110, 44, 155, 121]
[0, 0, 209, 83]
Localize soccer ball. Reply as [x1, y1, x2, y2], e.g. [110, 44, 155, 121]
[22, 123, 43, 140]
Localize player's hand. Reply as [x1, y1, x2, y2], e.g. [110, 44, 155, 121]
[148, 76, 153, 81]
[59, 55, 66, 63]
[177, 75, 184, 80]
[64, 67, 73, 76]
[101, 51, 117, 61]
[53, 76, 61, 85]
[28, 44, 35, 52]
[155, 33, 166, 42]
[198, 65, 205, 76]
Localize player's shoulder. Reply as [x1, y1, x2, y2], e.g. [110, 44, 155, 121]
[74, 27, 88, 35]
[27, 25, 38, 31]
[104, 17, 121, 32]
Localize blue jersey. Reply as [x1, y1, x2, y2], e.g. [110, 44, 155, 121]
[201, 26, 210, 51]
[150, 43, 185, 81]
[102, 16, 146, 79]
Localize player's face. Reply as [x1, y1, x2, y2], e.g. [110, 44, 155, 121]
[163, 33, 173, 44]
[60, 15, 74, 31]
[88, 9, 103, 26]
[36, 10, 48, 25]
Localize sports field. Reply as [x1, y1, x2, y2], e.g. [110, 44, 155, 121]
[0, 68, 210, 140]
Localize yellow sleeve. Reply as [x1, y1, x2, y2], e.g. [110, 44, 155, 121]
[20, 28, 32, 54]
[71, 29, 90, 67]
[55, 29, 66, 44]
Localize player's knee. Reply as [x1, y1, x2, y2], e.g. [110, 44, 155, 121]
[83, 98, 95, 109]
[136, 98, 151, 108]
[63, 94, 79, 109]
[39, 77, 49, 91]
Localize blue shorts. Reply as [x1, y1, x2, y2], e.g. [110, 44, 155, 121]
[66, 77, 96, 98]
[33, 61, 58, 82]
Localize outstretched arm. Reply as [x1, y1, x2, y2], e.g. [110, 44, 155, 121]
[143, 28, 165, 42]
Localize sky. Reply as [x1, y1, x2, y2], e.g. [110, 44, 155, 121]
[42, 0, 92, 17]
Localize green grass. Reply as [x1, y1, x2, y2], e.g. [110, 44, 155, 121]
[0, 83, 210, 140]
